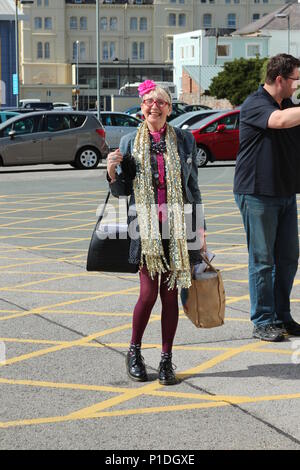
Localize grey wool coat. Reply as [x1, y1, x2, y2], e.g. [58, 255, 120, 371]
[108, 126, 204, 267]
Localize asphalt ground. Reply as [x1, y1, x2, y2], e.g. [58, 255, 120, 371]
[0, 162, 300, 451]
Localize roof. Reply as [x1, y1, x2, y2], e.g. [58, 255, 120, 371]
[183, 65, 224, 91]
[0, 0, 25, 21]
[234, 3, 300, 36]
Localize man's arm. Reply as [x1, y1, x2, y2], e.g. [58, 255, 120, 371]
[268, 107, 300, 129]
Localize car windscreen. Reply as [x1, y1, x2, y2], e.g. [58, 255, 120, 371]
[189, 112, 225, 130]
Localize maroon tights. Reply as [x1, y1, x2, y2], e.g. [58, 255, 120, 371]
[130, 265, 179, 353]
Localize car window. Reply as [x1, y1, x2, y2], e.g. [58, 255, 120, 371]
[70, 114, 86, 128]
[47, 114, 71, 132]
[185, 112, 217, 128]
[218, 113, 239, 130]
[113, 115, 139, 127]
[101, 114, 113, 126]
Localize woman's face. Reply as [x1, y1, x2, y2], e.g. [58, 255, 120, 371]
[141, 89, 172, 131]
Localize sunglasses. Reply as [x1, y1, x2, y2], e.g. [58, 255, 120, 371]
[142, 98, 170, 108]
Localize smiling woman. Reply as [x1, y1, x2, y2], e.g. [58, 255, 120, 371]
[106, 79, 206, 386]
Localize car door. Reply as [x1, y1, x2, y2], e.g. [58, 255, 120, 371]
[42, 114, 77, 162]
[211, 112, 240, 160]
[110, 114, 140, 149]
[100, 114, 116, 149]
[0, 115, 43, 165]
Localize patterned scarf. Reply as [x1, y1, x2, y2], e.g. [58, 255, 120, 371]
[132, 121, 192, 289]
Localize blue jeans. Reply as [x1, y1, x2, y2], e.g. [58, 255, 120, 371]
[235, 194, 299, 326]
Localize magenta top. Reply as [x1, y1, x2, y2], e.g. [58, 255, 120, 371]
[150, 125, 167, 222]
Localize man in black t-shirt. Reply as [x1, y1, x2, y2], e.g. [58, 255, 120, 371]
[234, 54, 300, 342]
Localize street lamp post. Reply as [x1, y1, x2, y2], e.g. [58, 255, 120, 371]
[275, 12, 290, 54]
[15, 0, 34, 106]
[96, 0, 101, 120]
[76, 40, 79, 111]
[191, 35, 201, 104]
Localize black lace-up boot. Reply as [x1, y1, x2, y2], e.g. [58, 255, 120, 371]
[126, 344, 148, 382]
[158, 353, 179, 386]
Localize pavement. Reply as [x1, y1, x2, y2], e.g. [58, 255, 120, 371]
[0, 162, 300, 451]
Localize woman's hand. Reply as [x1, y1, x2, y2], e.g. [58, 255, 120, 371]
[199, 229, 207, 254]
[107, 149, 123, 183]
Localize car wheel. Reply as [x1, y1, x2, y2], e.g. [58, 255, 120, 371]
[74, 147, 100, 169]
[196, 146, 209, 167]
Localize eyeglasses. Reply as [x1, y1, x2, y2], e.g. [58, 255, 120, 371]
[286, 76, 300, 81]
[142, 98, 170, 108]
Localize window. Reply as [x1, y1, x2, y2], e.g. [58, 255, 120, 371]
[168, 14, 176, 26]
[263, 0, 268, 3]
[252, 13, 260, 21]
[70, 115, 86, 128]
[110, 17, 117, 30]
[254, 0, 260, 3]
[247, 44, 260, 57]
[139, 42, 145, 60]
[227, 13, 236, 28]
[132, 42, 138, 60]
[70, 17, 78, 30]
[34, 17, 42, 29]
[47, 115, 71, 133]
[44, 17, 52, 30]
[113, 115, 140, 127]
[140, 17, 147, 31]
[225, 0, 230, 3]
[203, 13, 212, 28]
[110, 42, 115, 60]
[73, 42, 79, 60]
[179, 0, 185, 3]
[169, 41, 174, 60]
[37, 0, 42, 6]
[234, 0, 240, 3]
[37, 42, 43, 59]
[191, 45, 195, 57]
[80, 17, 87, 30]
[102, 42, 109, 60]
[179, 14, 186, 27]
[12, 117, 36, 136]
[102, 42, 115, 60]
[218, 113, 239, 130]
[130, 17, 137, 30]
[217, 44, 230, 57]
[100, 17, 107, 31]
[180, 46, 184, 59]
[44, 42, 50, 59]
[80, 42, 86, 60]
[170, 0, 176, 2]
[44, 0, 49, 6]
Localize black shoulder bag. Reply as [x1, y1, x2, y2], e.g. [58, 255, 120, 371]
[86, 190, 138, 274]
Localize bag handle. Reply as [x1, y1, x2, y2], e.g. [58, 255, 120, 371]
[191, 254, 218, 275]
[98, 190, 129, 223]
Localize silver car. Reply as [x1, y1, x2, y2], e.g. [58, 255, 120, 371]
[92, 112, 141, 149]
[0, 111, 109, 169]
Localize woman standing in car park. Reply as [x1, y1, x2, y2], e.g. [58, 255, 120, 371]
[107, 80, 205, 386]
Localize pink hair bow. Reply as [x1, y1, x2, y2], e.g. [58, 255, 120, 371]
[138, 80, 157, 97]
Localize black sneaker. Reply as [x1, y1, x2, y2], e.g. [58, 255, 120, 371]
[158, 357, 179, 386]
[126, 346, 148, 382]
[253, 324, 285, 342]
[280, 320, 300, 337]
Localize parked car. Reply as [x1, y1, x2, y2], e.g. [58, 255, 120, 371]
[183, 104, 212, 112]
[124, 105, 141, 118]
[0, 111, 109, 169]
[190, 109, 240, 167]
[93, 112, 142, 149]
[53, 102, 74, 111]
[0, 111, 20, 124]
[169, 109, 220, 129]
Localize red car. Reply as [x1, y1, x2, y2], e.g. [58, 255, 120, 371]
[190, 109, 240, 167]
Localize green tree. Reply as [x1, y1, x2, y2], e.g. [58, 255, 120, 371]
[208, 57, 267, 106]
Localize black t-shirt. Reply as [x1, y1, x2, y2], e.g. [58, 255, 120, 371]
[234, 85, 300, 197]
